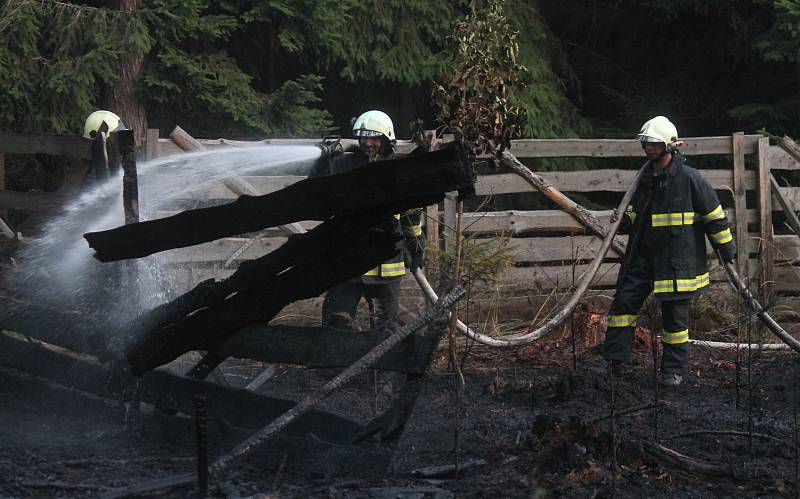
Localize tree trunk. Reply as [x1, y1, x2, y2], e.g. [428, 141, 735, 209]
[103, 0, 147, 145]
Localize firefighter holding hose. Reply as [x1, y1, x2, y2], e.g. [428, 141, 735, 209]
[603, 116, 737, 387]
[311, 110, 426, 330]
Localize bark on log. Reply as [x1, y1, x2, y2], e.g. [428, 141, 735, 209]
[500, 150, 626, 256]
[84, 145, 472, 262]
[124, 214, 402, 374]
[779, 135, 800, 164]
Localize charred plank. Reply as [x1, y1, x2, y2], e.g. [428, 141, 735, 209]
[85, 145, 472, 262]
[125, 213, 401, 374]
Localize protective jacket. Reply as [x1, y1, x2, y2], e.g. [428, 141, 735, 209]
[618, 152, 736, 299]
[310, 150, 425, 283]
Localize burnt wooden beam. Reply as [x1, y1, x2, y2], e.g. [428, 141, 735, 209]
[84, 145, 472, 262]
[125, 213, 401, 374]
[0, 331, 360, 443]
[201, 323, 440, 374]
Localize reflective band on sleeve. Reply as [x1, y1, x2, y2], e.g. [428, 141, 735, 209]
[404, 223, 423, 237]
[380, 261, 406, 277]
[364, 267, 380, 276]
[651, 212, 696, 227]
[607, 314, 639, 328]
[662, 329, 689, 344]
[702, 205, 725, 222]
[710, 228, 733, 244]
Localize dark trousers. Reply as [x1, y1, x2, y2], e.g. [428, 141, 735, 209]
[602, 257, 691, 373]
[321, 279, 401, 330]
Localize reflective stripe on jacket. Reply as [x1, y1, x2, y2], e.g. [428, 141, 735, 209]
[618, 152, 736, 297]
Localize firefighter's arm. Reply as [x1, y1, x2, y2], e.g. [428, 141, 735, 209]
[693, 176, 736, 262]
[400, 208, 426, 270]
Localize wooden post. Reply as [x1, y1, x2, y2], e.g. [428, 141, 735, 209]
[443, 192, 457, 252]
[169, 125, 206, 152]
[118, 129, 139, 225]
[732, 132, 749, 280]
[758, 136, 774, 302]
[144, 128, 159, 161]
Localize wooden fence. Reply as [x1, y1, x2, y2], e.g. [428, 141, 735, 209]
[141, 132, 800, 325]
[4, 129, 800, 326]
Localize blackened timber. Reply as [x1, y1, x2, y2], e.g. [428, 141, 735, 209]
[0, 331, 361, 443]
[125, 214, 401, 374]
[84, 145, 472, 262]
[201, 323, 440, 374]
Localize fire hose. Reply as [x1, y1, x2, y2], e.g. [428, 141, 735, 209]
[413, 171, 800, 352]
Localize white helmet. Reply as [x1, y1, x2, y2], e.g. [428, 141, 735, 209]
[637, 116, 678, 147]
[83, 110, 127, 139]
[352, 110, 395, 141]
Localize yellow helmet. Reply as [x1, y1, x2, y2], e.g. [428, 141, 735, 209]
[637, 116, 678, 147]
[83, 110, 127, 139]
[352, 110, 395, 141]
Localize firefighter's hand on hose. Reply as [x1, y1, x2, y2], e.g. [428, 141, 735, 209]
[717, 245, 736, 265]
[406, 243, 425, 271]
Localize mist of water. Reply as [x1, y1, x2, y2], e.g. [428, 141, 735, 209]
[7, 145, 322, 356]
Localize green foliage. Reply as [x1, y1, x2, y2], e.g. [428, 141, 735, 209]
[432, 0, 527, 159]
[0, 1, 146, 133]
[0, 0, 332, 136]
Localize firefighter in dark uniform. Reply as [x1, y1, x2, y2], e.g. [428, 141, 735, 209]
[603, 116, 736, 387]
[310, 110, 426, 330]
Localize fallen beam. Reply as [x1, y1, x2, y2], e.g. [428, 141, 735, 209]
[125, 214, 401, 374]
[0, 331, 360, 442]
[202, 323, 439, 374]
[84, 145, 472, 262]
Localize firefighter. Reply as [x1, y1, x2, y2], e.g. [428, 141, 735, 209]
[83, 110, 127, 139]
[313, 110, 426, 330]
[602, 116, 736, 387]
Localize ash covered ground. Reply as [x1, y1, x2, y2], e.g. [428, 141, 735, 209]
[1, 323, 798, 498]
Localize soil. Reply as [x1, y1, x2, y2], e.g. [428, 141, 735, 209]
[1, 323, 799, 499]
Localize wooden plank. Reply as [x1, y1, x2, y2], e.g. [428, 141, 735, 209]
[144, 128, 159, 161]
[505, 233, 785, 264]
[476, 169, 755, 196]
[767, 145, 800, 171]
[732, 132, 750, 279]
[759, 136, 774, 301]
[0, 131, 92, 160]
[0, 189, 71, 211]
[506, 136, 760, 158]
[443, 191, 457, 251]
[463, 208, 757, 235]
[497, 258, 786, 292]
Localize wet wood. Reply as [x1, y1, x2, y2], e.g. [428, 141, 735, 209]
[85, 145, 472, 262]
[124, 214, 402, 374]
[168, 125, 205, 152]
[624, 439, 734, 477]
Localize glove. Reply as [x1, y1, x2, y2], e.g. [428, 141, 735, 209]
[717, 244, 736, 265]
[407, 243, 425, 271]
